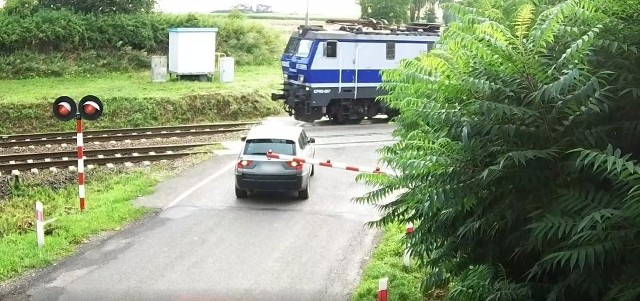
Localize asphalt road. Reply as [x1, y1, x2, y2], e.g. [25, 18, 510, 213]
[3, 116, 397, 301]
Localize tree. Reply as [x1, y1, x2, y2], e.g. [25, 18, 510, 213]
[38, 0, 157, 14]
[355, 0, 640, 299]
[356, 0, 370, 18]
[3, 0, 38, 16]
[410, 0, 427, 22]
[356, 0, 412, 24]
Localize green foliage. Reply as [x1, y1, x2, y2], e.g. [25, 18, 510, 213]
[0, 90, 281, 134]
[0, 164, 179, 282]
[423, 7, 437, 22]
[354, 0, 640, 299]
[410, 0, 428, 22]
[352, 223, 432, 301]
[358, 0, 412, 24]
[0, 48, 149, 79]
[0, 11, 281, 78]
[3, 0, 38, 16]
[38, 0, 157, 14]
[446, 265, 530, 301]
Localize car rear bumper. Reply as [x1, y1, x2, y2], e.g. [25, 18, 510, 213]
[235, 174, 305, 191]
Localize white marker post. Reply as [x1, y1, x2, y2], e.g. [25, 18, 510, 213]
[404, 222, 414, 267]
[378, 277, 389, 301]
[35, 201, 45, 248]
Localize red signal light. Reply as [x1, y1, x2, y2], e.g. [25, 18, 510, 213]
[52, 96, 77, 121]
[57, 104, 70, 116]
[83, 103, 96, 115]
[78, 95, 103, 120]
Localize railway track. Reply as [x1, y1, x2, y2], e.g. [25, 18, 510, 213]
[0, 122, 259, 173]
[0, 121, 257, 148]
[0, 143, 219, 173]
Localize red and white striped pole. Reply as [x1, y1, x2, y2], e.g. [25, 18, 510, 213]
[404, 222, 414, 267]
[77, 115, 86, 211]
[35, 201, 45, 248]
[378, 277, 389, 301]
[266, 150, 390, 175]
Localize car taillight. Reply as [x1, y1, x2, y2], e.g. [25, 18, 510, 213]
[287, 161, 303, 170]
[237, 160, 253, 169]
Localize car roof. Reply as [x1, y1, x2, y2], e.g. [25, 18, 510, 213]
[245, 124, 303, 141]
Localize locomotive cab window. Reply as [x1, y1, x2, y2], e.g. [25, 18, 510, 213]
[386, 42, 396, 60]
[325, 41, 337, 58]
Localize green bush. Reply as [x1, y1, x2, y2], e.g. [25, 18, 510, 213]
[3, 0, 38, 16]
[38, 0, 156, 14]
[0, 11, 282, 78]
[0, 90, 282, 134]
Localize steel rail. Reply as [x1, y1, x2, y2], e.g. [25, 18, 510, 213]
[0, 127, 250, 148]
[0, 152, 210, 172]
[0, 121, 259, 141]
[0, 142, 218, 163]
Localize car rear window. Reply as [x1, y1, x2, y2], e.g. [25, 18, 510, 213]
[243, 139, 296, 156]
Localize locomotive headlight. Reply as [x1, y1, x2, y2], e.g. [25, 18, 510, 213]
[298, 74, 304, 82]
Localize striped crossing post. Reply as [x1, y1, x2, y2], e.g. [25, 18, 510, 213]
[35, 201, 45, 248]
[404, 222, 414, 267]
[265, 150, 389, 174]
[52, 95, 103, 212]
[378, 277, 389, 301]
[77, 115, 86, 211]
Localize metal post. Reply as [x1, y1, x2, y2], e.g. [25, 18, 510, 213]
[305, 0, 310, 26]
[404, 222, 414, 267]
[35, 201, 44, 248]
[76, 115, 86, 211]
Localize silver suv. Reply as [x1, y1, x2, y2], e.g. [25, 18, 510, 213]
[234, 124, 316, 200]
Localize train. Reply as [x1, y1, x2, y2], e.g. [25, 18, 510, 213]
[271, 19, 442, 124]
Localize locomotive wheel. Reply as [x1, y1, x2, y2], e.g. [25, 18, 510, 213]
[347, 116, 364, 124]
[294, 103, 320, 123]
[329, 103, 346, 124]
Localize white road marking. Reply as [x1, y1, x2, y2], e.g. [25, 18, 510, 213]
[163, 161, 236, 209]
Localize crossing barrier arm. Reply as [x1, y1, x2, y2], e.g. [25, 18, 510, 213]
[266, 150, 396, 175]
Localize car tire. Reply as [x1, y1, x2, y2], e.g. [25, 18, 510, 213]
[235, 187, 248, 198]
[298, 181, 310, 200]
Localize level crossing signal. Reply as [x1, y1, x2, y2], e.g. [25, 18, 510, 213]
[52, 95, 104, 121]
[51, 94, 104, 212]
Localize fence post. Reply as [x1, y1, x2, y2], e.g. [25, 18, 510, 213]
[404, 222, 414, 267]
[378, 277, 389, 301]
[35, 201, 44, 248]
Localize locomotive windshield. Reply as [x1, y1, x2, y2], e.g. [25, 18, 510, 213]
[284, 36, 300, 54]
[295, 40, 313, 57]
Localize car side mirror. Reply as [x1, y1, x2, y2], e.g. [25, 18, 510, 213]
[241, 136, 246, 142]
[308, 137, 315, 143]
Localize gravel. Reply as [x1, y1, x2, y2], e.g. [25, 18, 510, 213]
[0, 131, 246, 155]
[0, 130, 247, 202]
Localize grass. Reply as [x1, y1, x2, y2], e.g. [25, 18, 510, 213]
[352, 223, 445, 301]
[0, 65, 283, 104]
[0, 153, 215, 282]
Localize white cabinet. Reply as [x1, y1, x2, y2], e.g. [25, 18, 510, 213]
[168, 28, 218, 76]
[219, 57, 235, 83]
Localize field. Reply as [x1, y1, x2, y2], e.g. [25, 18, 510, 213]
[252, 18, 326, 37]
[0, 65, 282, 104]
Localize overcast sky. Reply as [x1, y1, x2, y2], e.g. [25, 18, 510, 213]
[0, 0, 361, 17]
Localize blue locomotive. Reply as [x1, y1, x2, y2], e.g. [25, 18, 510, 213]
[272, 20, 441, 124]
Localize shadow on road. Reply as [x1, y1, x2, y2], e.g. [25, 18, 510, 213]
[235, 191, 306, 208]
[302, 117, 391, 127]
